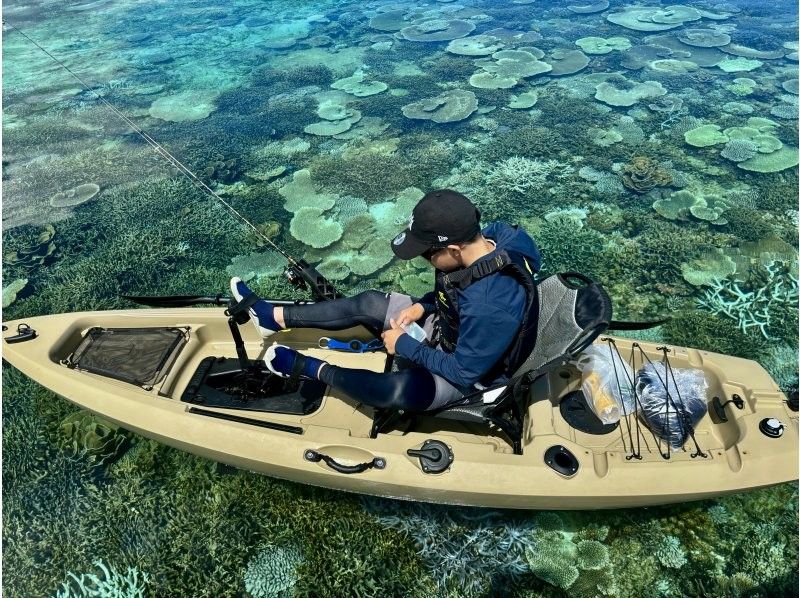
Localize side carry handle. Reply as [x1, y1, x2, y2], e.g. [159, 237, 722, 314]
[4, 323, 37, 344]
[304, 449, 386, 474]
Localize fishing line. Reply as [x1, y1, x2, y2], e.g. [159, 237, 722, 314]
[2, 18, 298, 266]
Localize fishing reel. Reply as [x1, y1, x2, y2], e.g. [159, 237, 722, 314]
[284, 259, 342, 302]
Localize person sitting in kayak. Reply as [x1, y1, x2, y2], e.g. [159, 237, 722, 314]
[230, 189, 541, 412]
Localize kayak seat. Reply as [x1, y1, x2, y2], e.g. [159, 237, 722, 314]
[370, 273, 612, 455]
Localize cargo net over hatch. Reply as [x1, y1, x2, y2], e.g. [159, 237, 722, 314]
[64, 327, 189, 390]
[596, 339, 709, 461]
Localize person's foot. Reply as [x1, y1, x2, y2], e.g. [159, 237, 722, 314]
[230, 277, 282, 338]
[264, 344, 326, 380]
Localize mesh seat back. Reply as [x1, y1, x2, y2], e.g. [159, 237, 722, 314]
[514, 273, 611, 378]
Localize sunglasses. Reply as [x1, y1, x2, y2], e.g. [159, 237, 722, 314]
[421, 245, 448, 260]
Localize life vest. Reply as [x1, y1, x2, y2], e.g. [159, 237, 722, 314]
[432, 248, 539, 385]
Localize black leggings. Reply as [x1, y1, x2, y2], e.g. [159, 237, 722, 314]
[283, 291, 445, 411]
[318, 364, 438, 411]
[283, 290, 390, 334]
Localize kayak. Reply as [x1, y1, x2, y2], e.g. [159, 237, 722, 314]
[2, 307, 797, 509]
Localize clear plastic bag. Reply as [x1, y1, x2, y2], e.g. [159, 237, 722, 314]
[572, 345, 636, 424]
[635, 362, 708, 450]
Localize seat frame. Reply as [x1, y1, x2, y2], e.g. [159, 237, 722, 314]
[369, 370, 536, 455]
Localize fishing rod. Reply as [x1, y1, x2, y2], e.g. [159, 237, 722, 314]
[4, 20, 668, 330]
[2, 18, 341, 303]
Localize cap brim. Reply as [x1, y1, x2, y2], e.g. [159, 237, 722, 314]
[390, 229, 431, 260]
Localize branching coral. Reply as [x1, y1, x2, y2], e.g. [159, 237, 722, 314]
[653, 535, 688, 569]
[54, 560, 150, 597]
[365, 499, 536, 595]
[486, 156, 573, 194]
[697, 261, 799, 339]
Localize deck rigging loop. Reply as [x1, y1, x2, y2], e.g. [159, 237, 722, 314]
[1, 18, 292, 264]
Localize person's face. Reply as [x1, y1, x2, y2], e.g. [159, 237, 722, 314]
[422, 245, 462, 271]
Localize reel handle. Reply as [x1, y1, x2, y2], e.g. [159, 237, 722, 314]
[285, 259, 342, 302]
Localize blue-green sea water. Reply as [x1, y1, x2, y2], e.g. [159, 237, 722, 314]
[2, 0, 798, 595]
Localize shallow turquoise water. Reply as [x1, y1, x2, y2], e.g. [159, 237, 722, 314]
[2, 0, 798, 595]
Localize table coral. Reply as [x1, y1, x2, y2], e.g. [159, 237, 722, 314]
[148, 90, 217, 122]
[2, 278, 28, 308]
[445, 34, 502, 56]
[568, 0, 609, 13]
[770, 103, 798, 120]
[289, 207, 343, 249]
[678, 28, 731, 47]
[508, 90, 538, 109]
[715, 57, 763, 72]
[576, 36, 631, 55]
[680, 251, 737, 287]
[720, 138, 758, 162]
[546, 49, 591, 76]
[595, 79, 666, 107]
[401, 89, 478, 123]
[738, 146, 799, 173]
[400, 19, 475, 42]
[684, 124, 728, 147]
[226, 251, 287, 282]
[331, 71, 388, 97]
[525, 513, 617, 594]
[50, 183, 101, 208]
[278, 169, 337, 213]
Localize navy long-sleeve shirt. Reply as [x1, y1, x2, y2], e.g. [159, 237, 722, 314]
[395, 222, 541, 389]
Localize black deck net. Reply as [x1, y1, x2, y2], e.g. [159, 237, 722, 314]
[66, 327, 189, 389]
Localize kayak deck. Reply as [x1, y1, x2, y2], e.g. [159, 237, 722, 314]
[3, 308, 797, 509]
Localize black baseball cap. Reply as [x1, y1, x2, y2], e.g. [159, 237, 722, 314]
[391, 189, 481, 260]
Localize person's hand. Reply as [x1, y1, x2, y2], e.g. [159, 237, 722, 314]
[394, 303, 425, 327]
[381, 318, 405, 355]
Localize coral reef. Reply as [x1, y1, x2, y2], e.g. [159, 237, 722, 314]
[3, 223, 58, 273]
[49, 183, 101, 208]
[3, 1, 799, 596]
[663, 310, 769, 360]
[243, 544, 304, 598]
[366, 499, 536, 595]
[697, 261, 798, 339]
[487, 157, 573, 194]
[57, 412, 129, 468]
[2, 277, 28, 308]
[620, 156, 673, 193]
[54, 560, 150, 597]
[525, 513, 617, 595]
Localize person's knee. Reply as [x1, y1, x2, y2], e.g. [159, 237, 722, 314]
[353, 290, 390, 318]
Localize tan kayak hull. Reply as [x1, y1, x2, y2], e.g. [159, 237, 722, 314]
[2, 308, 797, 509]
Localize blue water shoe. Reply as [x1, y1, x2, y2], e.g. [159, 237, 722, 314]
[264, 344, 326, 380]
[229, 277, 282, 338]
